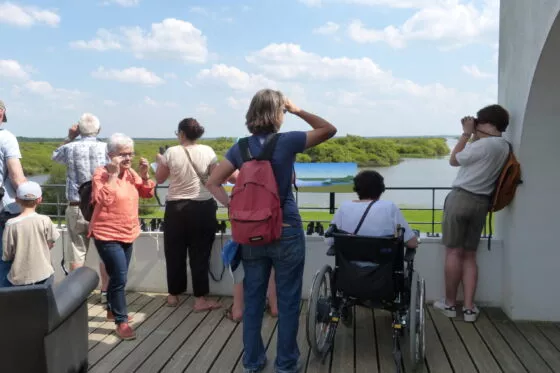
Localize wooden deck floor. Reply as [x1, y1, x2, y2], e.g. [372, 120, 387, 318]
[86, 292, 560, 373]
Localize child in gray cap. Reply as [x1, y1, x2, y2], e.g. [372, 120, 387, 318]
[1, 181, 60, 286]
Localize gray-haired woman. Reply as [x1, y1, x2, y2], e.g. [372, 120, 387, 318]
[89, 133, 156, 341]
[206, 89, 337, 373]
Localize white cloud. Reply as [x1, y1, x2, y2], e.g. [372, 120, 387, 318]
[313, 22, 340, 35]
[0, 2, 60, 27]
[462, 64, 495, 79]
[299, 0, 322, 6]
[226, 96, 250, 110]
[70, 18, 208, 63]
[0, 60, 30, 80]
[195, 103, 216, 114]
[163, 72, 177, 79]
[143, 96, 177, 107]
[91, 67, 164, 85]
[189, 6, 209, 15]
[347, 0, 498, 49]
[103, 0, 139, 7]
[69, 29, 122, 51]
[185, 80, 194, 87]
[197, 64, 276, 92]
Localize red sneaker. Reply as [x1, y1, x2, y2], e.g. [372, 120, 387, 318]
[107, 310, 134, 322]
[116, 323, 136, 340]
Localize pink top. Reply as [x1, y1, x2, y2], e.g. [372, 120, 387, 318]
[89, 166, 155, 243]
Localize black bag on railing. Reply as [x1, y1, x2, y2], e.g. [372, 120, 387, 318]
[78, 181, 95, 222]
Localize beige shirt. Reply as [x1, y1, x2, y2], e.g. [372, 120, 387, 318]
[2, 213, 59, 285]
[161, 144, 218, 201]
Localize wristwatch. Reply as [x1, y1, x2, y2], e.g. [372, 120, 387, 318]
[461, 133, 471, 139]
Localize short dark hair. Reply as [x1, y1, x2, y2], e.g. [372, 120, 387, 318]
[178, 118, 204, 140]
[477, 104, 509, 132]
[353, 170, 386, 200]
[245, 89, 284, 135]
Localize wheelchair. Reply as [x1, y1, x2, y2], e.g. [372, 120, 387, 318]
[306, 224, 426, 373]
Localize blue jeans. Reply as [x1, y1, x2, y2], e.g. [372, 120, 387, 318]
[241, 226, 305, 373]
[94, 240, 133, 324]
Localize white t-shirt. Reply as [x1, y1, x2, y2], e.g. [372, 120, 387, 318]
[0, 129, 22, 214]
[325, 199, 416, 247]
[452, 137, 510, 195]
[161, 144, 218, 201]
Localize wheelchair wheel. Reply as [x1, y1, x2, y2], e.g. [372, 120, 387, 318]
[306, 265, 334, 358]
[408, 271, 426, 371]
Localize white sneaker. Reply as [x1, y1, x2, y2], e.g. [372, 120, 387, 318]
[433, 298, 457, 318]
[100, 291, 107, 304]
[463, 305, 479, 323]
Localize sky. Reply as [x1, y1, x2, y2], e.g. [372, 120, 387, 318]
[0, 0, 499, 138]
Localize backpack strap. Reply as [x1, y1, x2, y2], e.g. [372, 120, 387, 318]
[353, 200, 376, 235]
[256, 133, 280, 161]
[238, 137, 253, 162]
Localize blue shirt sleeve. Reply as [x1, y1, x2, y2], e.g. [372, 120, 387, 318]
[225, 144, 242, 170]
[281, 131, 307, 154]
[51, 144, 67, 164]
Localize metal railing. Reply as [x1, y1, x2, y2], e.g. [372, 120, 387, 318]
[33, 183, 483, 238]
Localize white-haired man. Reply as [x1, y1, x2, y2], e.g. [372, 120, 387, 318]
[52, 113, 109, 302]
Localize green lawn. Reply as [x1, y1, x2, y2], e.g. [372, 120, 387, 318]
[138, 207, 494, 236]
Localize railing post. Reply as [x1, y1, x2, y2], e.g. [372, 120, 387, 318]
[431, 188, 436, 237]
[56, 192, 61, 228]
[329, 192, 335, 214]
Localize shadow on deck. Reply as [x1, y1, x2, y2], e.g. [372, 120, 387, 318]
[86, 292, 560, 373]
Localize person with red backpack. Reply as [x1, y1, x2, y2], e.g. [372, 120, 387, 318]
[206, 89, 336, 373]
[434, 104, 516, 323]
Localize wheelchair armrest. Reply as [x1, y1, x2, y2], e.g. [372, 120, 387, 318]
[404, 247, 417, 262]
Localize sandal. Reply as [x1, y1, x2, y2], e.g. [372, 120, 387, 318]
[224, 305, 242, 323]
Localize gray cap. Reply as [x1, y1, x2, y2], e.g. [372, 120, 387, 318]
[17, 181, 42, 200]
[0, 100, 6, 122]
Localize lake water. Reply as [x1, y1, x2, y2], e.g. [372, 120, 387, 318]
[29, 138, 459, 210]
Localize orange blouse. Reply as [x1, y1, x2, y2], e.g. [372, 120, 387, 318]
[88, 166, 156, 243]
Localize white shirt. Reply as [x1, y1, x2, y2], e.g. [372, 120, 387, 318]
[325, 199, 416, 247]
[0, 129, 22, 214]
[161, 144, 218, 201]
[452, 137, 510, 195]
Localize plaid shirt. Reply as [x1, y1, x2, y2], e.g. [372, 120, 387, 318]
[52, 137, 109, 202]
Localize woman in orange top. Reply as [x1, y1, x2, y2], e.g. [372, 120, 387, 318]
[89, 133, 155, 341]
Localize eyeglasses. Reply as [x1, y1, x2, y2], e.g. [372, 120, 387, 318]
[119, 152, 135, 158]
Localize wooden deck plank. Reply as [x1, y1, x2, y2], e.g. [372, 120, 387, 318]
[374, 309, 398, 373]
[452, 318, 502, 373]
[472, 310, 527, 372]
[187, 306, 240, 372]
[86, 293, 560, 373]
[159, 298, 227, 372]
[484, 308, 551, 373]
[87, 295, 166, 370]
[330, 307, 354, 373]
[424, 307, 453, 373]
[515, 321, 560, 372]
[109, 296, 193, 373]
[428, 307, 477, 373]
[207, 315, 244, 373]
[355, 306, 378, 373]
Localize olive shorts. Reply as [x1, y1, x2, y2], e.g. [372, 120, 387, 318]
[442, 188, 490, 251]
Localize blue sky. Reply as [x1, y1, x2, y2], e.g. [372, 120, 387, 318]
[0, 0, 499, 138]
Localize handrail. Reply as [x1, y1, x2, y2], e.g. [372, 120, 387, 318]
[35, 184, 490, 238]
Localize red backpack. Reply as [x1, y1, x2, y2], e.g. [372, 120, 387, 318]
[229, 134, 282, 245]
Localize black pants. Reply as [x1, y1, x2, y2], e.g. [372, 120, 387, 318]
[163, 198, 217, 297]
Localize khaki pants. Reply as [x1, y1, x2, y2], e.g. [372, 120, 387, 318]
[65, 205, 91, 265]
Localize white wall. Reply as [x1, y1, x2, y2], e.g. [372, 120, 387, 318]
[50, 231, 504, 307]
[498, 1, 560, 321]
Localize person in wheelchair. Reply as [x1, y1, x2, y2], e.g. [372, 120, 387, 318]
[325, 170, 418, 259]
